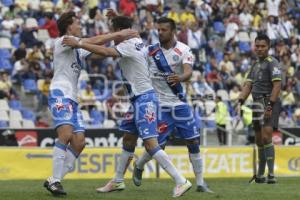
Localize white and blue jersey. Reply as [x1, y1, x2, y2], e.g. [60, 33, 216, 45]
[116, 38, 159, 140]
[148, 41, 200, 145]
[49, 36, 91, 132]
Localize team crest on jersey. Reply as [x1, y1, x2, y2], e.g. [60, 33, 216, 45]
[272, 67, 281, 75]
[135, 43, 144, 51]
[173, 55, 179, 62]
[144, 102, 156, 123]
[55, 99, 64, 112]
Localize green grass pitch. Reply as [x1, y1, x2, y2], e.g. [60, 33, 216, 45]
[1, 178, 299, 200]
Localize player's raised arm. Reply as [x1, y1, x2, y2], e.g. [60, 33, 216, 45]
[81, 29, 139, 45]
[62, 37, 121, 58]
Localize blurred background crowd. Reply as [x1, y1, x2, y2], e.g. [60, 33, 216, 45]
[0, 0, 299, 144]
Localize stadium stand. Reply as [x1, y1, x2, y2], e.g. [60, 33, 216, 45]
[0, 0, 299, 140]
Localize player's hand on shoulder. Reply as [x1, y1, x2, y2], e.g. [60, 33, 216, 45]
[62, 36, 80, 48]
[119, 29, 139, 40]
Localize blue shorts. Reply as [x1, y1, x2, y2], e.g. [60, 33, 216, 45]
[157, 104, 200, 146]
[48, 89, 85, 133]
[120, 90, 159, 140]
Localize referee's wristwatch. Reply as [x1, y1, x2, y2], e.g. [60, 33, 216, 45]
[266, 101, 275, 111]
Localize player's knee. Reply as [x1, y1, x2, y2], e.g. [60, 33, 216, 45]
[144, 137, 160, 153]
[122, 133, 137, 150]
[186, 138, 200, 154]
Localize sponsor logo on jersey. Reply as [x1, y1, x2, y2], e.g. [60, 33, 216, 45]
[157, 122, 168, 134]
[272, 67, 281, 75]
[135, 43, 144, 51]
[144, 102, 156, 123]
[173, 48, 182, 56]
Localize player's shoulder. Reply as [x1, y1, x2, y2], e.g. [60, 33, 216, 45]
[174, 41, 191, 54]
[265, 56, 279, 64]
[54, 37, 63, 48]
[119, 37, 145, 51]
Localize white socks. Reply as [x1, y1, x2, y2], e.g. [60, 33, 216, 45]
[52, 142, 67, 183]
[136, 151, 152, 169]
[189, 153, 204, 186]
[114, 149, 134, 182]
[152, 149, 186, 185]
[60, 147, 78, 179]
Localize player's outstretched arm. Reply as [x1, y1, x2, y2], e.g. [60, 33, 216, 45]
[62, 37, 120, 58]
[81, 29, 139, 45]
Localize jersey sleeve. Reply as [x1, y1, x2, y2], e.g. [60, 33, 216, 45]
[115, 40, 133, 57]
[182, 48, 194, 66]
[245, 66, 254, 82]
[269, 59, 282, 81]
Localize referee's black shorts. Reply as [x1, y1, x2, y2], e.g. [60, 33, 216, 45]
[252, 97, 281, 131]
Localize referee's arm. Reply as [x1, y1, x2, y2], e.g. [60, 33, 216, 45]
[238, 81, 252, 103]
[269, 81, 281, 103]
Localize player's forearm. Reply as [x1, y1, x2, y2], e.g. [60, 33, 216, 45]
[82, 32, 120, 45]
[270, 81, 281, 103]
[239, 82, 252, 102]
[180, 64, 193, 82]
[78, 42, 109, 56]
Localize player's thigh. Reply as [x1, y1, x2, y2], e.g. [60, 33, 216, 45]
[123, 133, 138, 148]
[134, 93, 159, 140]
[69, 132, 85, 154]
[56, 125, 74, 144]
[174, 105, 200, 140]
[48, 95, 76, 143]
[157, 109, 175, 146]
[72, 102, 85, 134]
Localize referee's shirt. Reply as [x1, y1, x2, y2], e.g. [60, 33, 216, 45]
[246, 56, 282, 98]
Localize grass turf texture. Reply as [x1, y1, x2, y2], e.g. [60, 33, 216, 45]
[0, 178, 299, 200]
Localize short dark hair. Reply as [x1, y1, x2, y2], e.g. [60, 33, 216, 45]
[57, 12, 76, 36]
[255, 34, 271, 46]
[157, 17, 176, 31]
[111, 16, 133, 30]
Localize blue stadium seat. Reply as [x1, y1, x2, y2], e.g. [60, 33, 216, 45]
[239, 42, 251, 53]
[90, 109, 104, 126]
[204, 120, 216, 128]
[0, 58, 13, 71]
[21, 109, 36, 121]
[9, 100, 22, 110]
[213, 21, 225, 34]
[1, 0, 13, 7]
[11, 34, 21, 48]
[38, 18, 46, 26]
[23, 79, 38, 93]
[0, 49, 11, 59]
[96, 89, 112, 101]
[0, 120, 8, 128]
[80, 80, 87, 89]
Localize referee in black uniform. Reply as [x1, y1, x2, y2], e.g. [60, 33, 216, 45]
[238, 34, 282, 184]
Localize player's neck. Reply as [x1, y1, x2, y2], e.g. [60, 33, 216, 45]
[161, 39, 176, 50]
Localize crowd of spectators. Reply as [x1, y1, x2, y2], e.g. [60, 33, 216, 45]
[0, 0, 299, 130]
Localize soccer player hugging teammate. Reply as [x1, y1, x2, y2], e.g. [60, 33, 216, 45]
[62, 16, 191, 197]
[44, 11, 137, 196]
[238, 34, 282, 184]
[132, 17, 213, 193]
